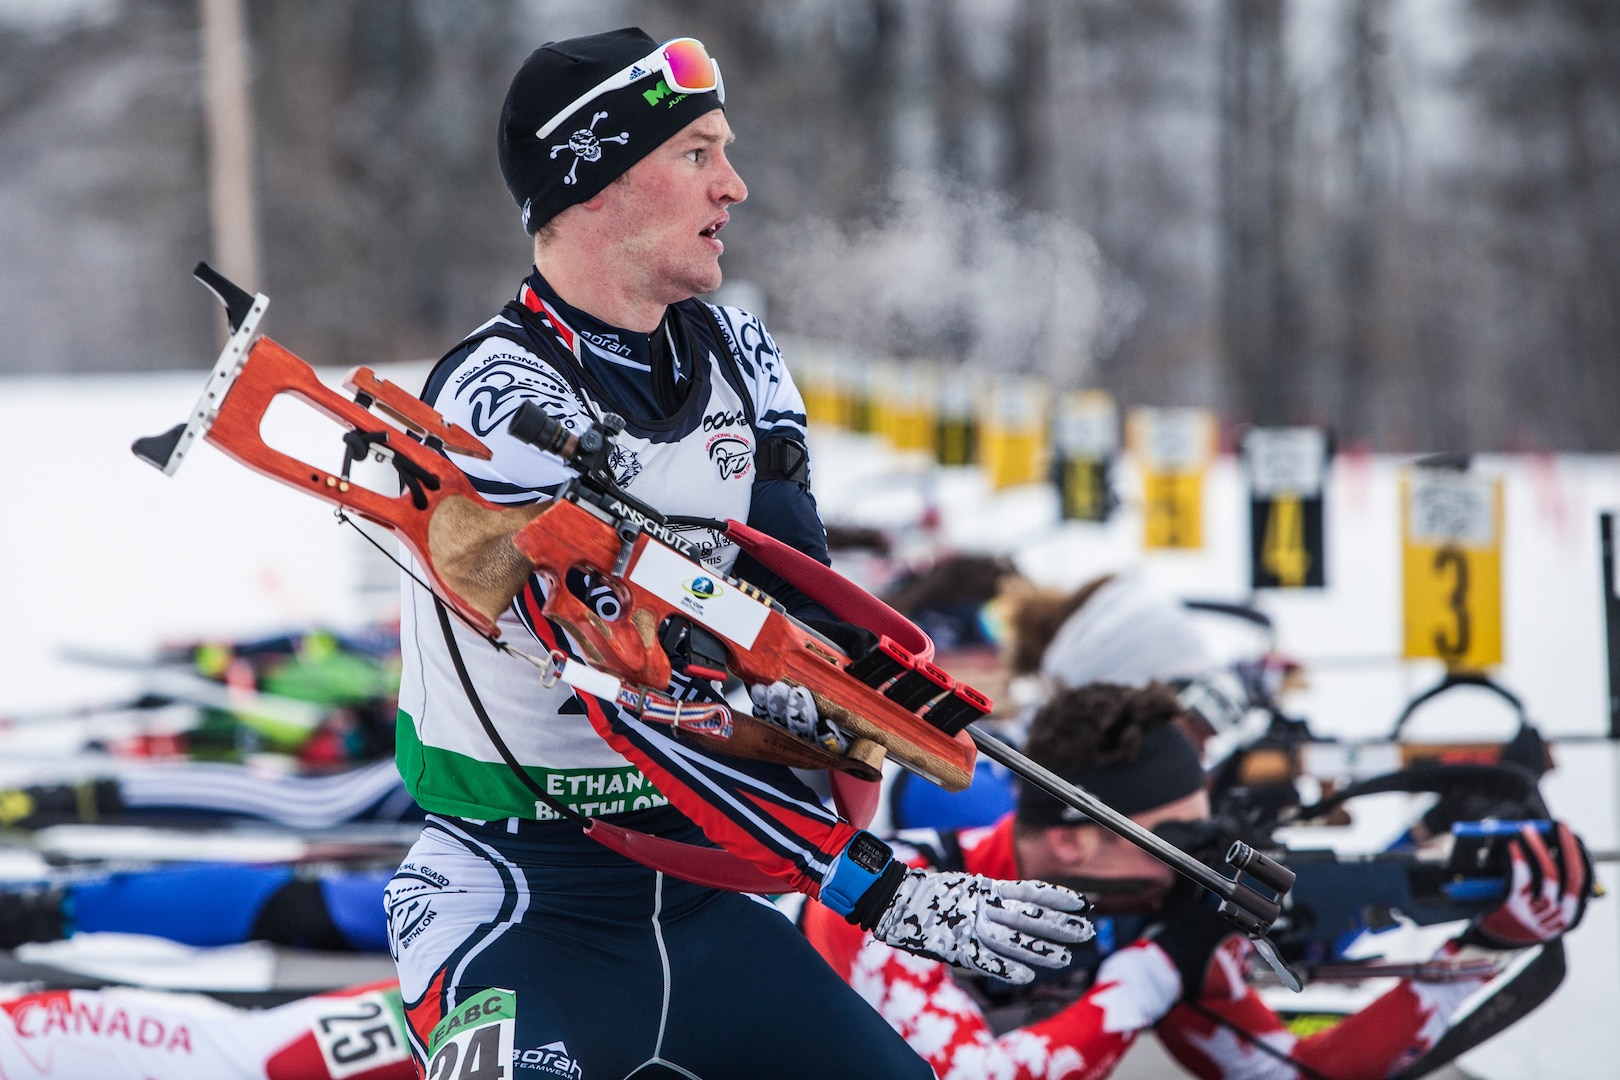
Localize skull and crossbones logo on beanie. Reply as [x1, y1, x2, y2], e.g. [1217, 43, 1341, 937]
[550, 111, 631, 186]
[498, 27, 725, 235]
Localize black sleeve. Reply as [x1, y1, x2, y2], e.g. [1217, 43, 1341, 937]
[731, 427, 835, 622]
[732, 476, 835, 622]
[732, 432, 883, 664]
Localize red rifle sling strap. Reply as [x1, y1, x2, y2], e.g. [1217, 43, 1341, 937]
[722, 519, 934, 663]
[583, 819, 784, 894]
[434, 597, 787, 894]
[721, 517, 942, 828]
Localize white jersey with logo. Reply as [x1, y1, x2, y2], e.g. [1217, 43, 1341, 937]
[395, 288, 813, 825]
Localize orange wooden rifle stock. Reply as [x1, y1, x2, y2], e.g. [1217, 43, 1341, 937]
[132, 263, 978, 792]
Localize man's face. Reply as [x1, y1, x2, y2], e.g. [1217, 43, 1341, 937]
[1043, 789, 1211, 912]
[1079, 789, 1211, 884]
[595, 109, 746, 305]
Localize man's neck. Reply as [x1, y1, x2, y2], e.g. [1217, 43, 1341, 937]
[534, 250, 667, 333]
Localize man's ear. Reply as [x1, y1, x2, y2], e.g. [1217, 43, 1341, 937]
[578, 190, 611, 211]
[547, 195, 610, 235]
[578, 171, 630, 214]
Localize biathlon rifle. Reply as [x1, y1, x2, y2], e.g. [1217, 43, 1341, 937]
[132, 264, 1302, 989]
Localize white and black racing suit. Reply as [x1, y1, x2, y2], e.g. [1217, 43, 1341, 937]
[386, 269, 931, 1079]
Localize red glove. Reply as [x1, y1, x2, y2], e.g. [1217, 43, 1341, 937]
[1472, 822, 1591, 948]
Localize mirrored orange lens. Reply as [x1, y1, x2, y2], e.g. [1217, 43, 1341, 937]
[661, 38, 717, 93]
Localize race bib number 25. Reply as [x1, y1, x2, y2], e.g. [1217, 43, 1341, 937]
[427, 989, 516, 1080]
[311, 989, 413, 1079]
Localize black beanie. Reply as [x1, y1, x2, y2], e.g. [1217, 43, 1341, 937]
[498, 27, 725, 235]
[1015, 721, 1206, 824]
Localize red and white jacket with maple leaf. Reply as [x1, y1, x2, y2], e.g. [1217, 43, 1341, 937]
[801, 814, 1488, 1080]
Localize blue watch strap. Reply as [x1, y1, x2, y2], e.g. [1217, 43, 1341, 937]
[819, 831, 894, 918]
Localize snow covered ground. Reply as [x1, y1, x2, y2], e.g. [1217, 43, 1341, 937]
[0, 364, 1616, 1077]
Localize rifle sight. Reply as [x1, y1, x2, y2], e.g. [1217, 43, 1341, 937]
[509, 402, 628, 485]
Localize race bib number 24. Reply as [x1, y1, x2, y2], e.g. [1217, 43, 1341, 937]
[427, 988, 516, 1080]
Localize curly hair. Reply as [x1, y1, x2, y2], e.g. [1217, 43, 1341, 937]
[1024, 681, 1189, 772]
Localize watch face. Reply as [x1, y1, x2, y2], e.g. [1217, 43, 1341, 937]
[848, 833, 892, 873]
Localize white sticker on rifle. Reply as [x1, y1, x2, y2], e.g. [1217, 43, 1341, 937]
[628, 540, 770, 649]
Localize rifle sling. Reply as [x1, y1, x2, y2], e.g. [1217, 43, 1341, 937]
[1390, 940, 1565, 1080]
[432, 596, 785, 894]
[723, 518, 933, 662]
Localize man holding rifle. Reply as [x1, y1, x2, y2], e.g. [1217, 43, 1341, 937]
[803, 682, 1592, 1080]
[384, 28, 1089, 1080]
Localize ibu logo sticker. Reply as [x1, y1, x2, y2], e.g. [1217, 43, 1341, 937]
[628, 542, 769, 648]
[683, 576, 721, 600]
[427, 988, 516, 1080]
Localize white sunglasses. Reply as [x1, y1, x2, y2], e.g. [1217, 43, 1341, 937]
[535, 37, 725, 141]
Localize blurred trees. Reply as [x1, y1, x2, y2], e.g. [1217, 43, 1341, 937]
[0, 0, 1615, 450]
[1457, 0, 1620, 450]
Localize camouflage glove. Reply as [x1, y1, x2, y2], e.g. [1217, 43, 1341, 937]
[874, 868, 1093, 984]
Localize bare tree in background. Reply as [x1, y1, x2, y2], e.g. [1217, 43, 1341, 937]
[1219, 0, 1291, 427]
[247, 0, 533, 365]
[0, 0, 213, 373]
[1038, 0, 1224, 409]
[1337, 0, 1392, 445]
[1456, 0, 1620, 450]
